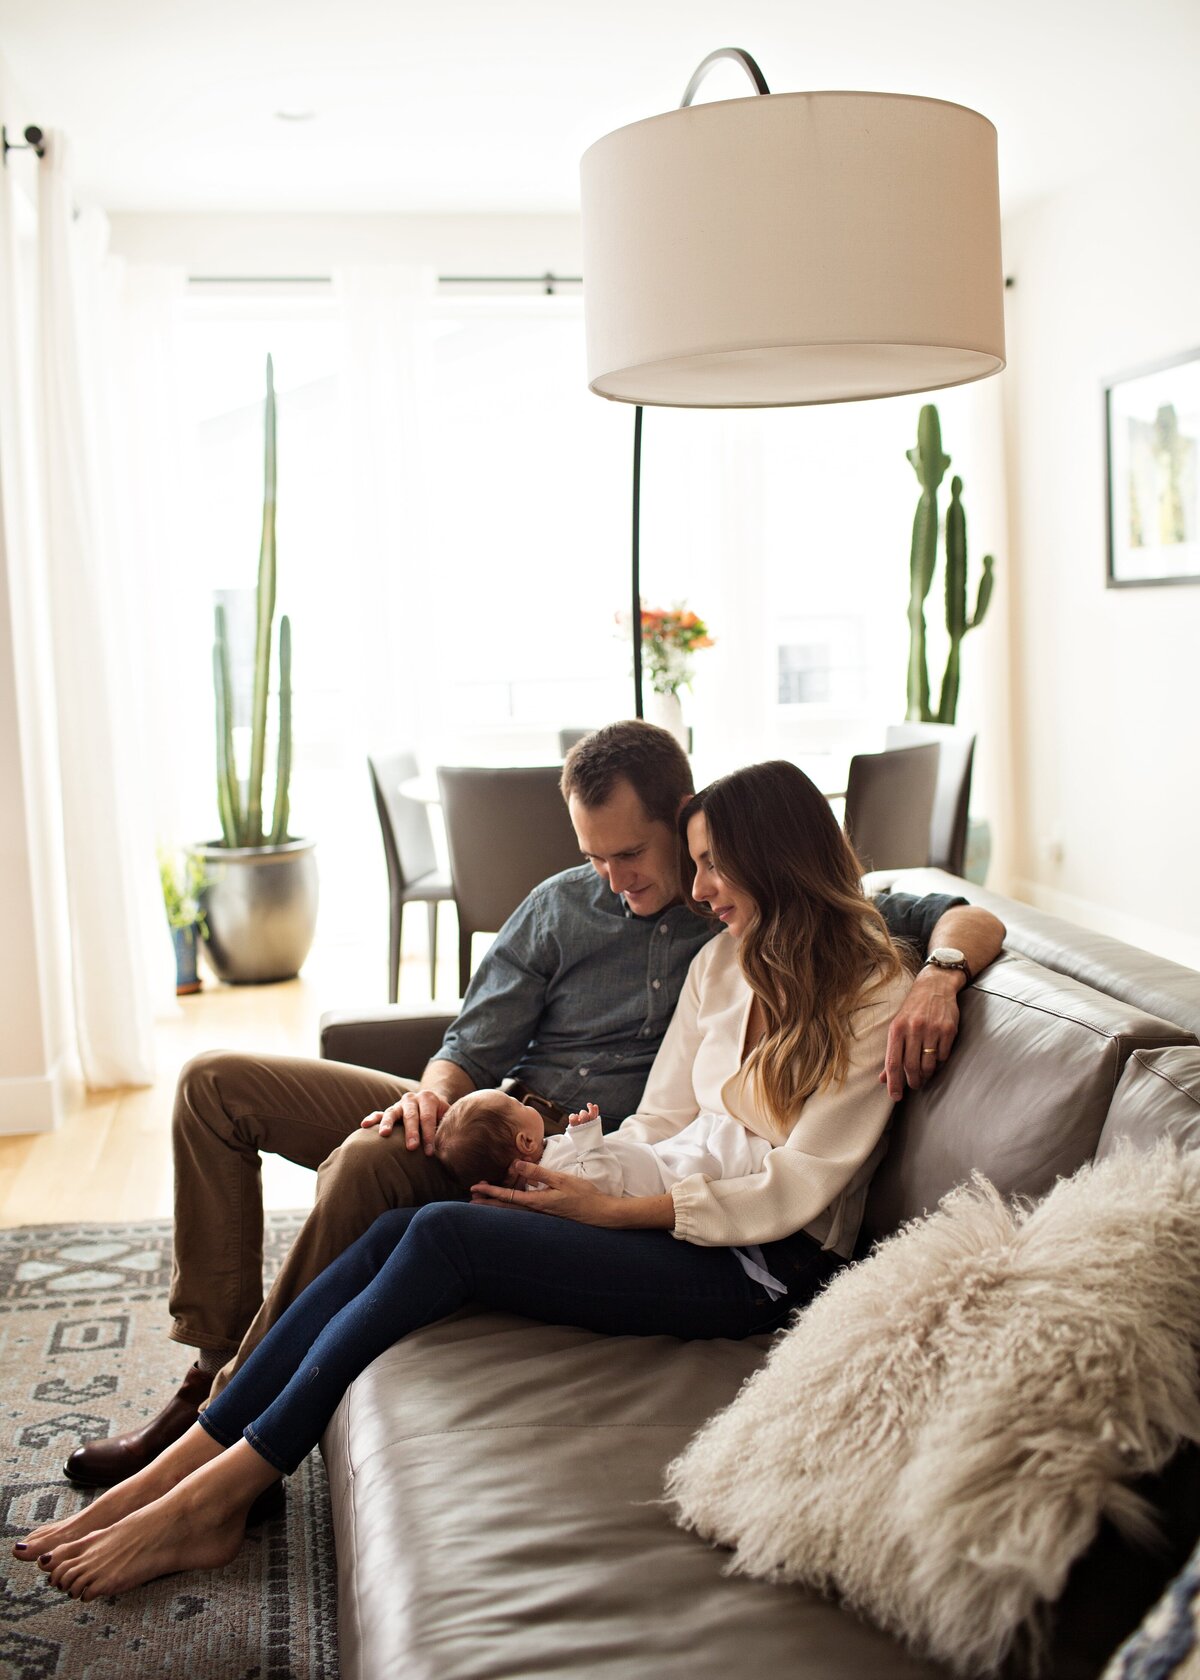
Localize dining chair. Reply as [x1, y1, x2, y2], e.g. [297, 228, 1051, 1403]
[437, 765, 583, 995]
[558, 727, 597, 757]
[843, 742, 940, 874]
[884, 722, 977, 876]
[367, 751, 454, 1002]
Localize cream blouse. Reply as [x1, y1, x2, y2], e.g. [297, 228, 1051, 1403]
[618, 931, 912, 1259]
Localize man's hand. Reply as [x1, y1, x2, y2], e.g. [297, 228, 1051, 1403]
[360, 1089, 449, 1154]
[880, 903, 1004, 1100]
[881, 969, 963, 1100]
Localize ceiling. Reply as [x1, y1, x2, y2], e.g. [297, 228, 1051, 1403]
[1, 0, 1196, 219]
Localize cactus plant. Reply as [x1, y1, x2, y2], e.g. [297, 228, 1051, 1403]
[905, 404, 996, 725]
[937, 475, 995, 724]
[905, 406, 949, 721]
[212, 355, 293, 847]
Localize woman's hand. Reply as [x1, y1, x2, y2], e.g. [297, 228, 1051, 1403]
[471, 1164, 676, 1230]
[470, 1161, 624, 1226]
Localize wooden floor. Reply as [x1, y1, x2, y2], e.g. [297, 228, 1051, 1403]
[0, 931, 460, 1229]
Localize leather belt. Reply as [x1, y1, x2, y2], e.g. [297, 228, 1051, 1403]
[503, 1078, 568, 1130]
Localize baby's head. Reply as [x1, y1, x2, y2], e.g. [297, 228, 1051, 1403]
[433, 1090, 547, 1189]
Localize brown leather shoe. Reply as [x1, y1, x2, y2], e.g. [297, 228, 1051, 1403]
[63, 1362, 214, 1487]
[246, 1479, 287, 1525]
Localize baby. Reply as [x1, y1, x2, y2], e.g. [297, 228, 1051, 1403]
[433, 1090, 773, 1198]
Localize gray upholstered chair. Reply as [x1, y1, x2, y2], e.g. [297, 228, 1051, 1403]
[884, 721, 976, 876]
[843, 742, 940, 874]
[436, 765, 582, 994]
[558, 727, 596, 757]
[368, 751, 454, 1002]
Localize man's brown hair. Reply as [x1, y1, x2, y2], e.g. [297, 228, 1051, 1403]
[560, 720, 694, 828]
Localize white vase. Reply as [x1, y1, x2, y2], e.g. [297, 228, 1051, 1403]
[646, 689, 689, 751]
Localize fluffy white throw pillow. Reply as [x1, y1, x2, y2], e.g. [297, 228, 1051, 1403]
[665, 1142, 1200, 1677]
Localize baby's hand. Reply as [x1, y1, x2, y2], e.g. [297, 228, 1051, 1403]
[568, 1103, 601, 1128]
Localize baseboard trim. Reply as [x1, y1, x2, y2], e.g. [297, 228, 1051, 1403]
[1011, 878, 1200, 973]
[0, 1064, 69, 1135]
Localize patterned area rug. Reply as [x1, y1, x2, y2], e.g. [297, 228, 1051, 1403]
[0, 1216, 339, 1680]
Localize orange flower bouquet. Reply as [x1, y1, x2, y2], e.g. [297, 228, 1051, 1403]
[638, 603, 715, 696]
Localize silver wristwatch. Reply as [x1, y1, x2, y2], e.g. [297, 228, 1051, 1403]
[923, 945, 973, 983]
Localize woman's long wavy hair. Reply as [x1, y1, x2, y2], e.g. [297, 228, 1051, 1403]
[680, 761, 902, 1131]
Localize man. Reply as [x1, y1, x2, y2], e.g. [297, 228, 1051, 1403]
[65, 722, 1003, 1486]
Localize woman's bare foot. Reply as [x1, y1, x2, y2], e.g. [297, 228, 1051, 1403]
[12, 1422, 224, 1562]
[38, 1440, 279, 1600]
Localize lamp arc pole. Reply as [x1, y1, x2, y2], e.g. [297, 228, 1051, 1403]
[629, 48, 771, 720]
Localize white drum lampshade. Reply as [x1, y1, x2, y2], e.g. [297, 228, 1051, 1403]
[580, 90, 1005, 408]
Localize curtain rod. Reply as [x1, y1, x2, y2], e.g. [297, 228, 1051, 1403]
[188, 271, 582, 292]
[1, 124, 46, 166]
[441, 273, 582, 292]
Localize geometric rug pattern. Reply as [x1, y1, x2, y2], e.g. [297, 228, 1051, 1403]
[0, 1216, 338, 1680]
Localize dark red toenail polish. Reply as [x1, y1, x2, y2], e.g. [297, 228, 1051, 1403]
[39, 1554, 50, 1564]
[14, 1543, 26, 1551]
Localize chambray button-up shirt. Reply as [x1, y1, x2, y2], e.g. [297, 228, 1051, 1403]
[434, 865, 961, 1127]
[436, 866, 715, 1124]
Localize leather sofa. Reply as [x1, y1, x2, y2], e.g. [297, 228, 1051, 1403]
[318, 868, 1200, 1679]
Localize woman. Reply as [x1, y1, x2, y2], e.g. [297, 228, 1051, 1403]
[15, 761, 911, 1600]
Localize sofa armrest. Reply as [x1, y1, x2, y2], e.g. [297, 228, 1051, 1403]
[319, 1008, 457, 1077]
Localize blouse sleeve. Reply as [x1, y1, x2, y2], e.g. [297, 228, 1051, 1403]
[668, 970, 909, 1248]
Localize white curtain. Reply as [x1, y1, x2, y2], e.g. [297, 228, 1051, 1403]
[333, 264, 436, 740]
[31, 131, 170, 1084]
[98, 261, 199, 848]
[0, 134, 76, 1090]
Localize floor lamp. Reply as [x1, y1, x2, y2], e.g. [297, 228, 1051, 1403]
[579, 48, 1006, 719]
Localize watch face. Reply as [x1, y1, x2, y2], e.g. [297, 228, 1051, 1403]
[929, 947, 966, 965]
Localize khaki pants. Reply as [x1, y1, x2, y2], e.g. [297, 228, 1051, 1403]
[168, 1050, 460, 1397]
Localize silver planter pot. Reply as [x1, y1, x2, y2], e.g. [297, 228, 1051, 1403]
[193, 838, 319, 984]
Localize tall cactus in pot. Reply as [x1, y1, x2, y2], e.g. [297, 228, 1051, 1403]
[212, 354, 293, 847]
[905, 403, 996, 725]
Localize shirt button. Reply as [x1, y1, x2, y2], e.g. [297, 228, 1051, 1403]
[658, 924, 668, 935]
[652, 979, 662, 990]
[578, 1066, 590, 1077]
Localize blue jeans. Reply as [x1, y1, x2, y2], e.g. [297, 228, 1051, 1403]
[199, 1203, 843, 1474]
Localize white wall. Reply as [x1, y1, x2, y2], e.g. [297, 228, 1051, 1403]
[1001, 137, 1200, 968]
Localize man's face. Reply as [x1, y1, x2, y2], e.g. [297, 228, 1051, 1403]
[568, 777, 682, 918]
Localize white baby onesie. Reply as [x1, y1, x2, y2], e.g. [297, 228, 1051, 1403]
[540, 1111, 772, 1198]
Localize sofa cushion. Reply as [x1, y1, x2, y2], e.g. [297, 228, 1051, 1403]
[666, 1143, 1200, 1679]
[1096, 1046, 1200, 1160]
[323, 1309, 955, 1680]
[861, 953, 1195, 1246]
[872, 867, 1200, 1041]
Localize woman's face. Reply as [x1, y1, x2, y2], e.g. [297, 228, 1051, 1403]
[687, 811, 758, 938]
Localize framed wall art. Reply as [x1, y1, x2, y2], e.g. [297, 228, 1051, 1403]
[1105, 347, 1200, 587]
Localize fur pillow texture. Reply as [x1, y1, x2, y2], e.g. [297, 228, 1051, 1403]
[665, 1142, 1200, 1678]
